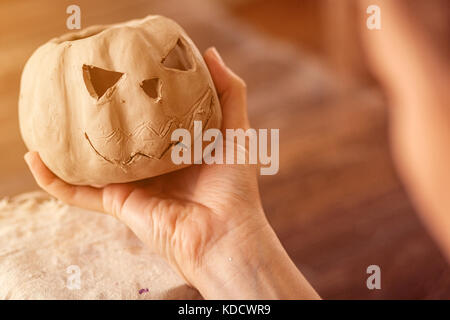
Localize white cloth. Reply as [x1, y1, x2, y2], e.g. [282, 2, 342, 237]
[0, 191, 201, 299]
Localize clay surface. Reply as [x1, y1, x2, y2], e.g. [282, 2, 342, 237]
[0, 191, 201, 299]
[19, 15, 222, 185]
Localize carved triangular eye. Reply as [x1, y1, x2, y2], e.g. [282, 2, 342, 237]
[82, 64, 124, 100]
[161, 38, 193, 71]
[141, 78, 161, 100]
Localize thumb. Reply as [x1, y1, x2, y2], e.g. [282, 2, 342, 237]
[204, 47, 250, 130]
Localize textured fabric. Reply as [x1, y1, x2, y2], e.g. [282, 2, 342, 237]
[0, 191, 201, 299]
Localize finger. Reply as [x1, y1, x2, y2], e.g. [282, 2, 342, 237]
[204, 47, 250, 129]
[24, 151, 105, 213]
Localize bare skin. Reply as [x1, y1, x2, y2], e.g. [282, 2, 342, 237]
[359, 0, 450, 261]
[24, 47, 320, 300]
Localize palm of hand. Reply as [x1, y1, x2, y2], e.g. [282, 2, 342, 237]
[101, 161, 261, 279]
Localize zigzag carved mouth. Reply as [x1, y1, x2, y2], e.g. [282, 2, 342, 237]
[85, 88, 214, 169]
[85, 132, 175, 165]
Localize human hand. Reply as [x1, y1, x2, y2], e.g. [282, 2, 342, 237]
[25, 47, 319, 299]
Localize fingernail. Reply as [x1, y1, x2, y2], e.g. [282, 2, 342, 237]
[210, 47, 224, 65]
[24, 152, 32, 165]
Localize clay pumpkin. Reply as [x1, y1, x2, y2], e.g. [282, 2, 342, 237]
[19, 15, 222, 185]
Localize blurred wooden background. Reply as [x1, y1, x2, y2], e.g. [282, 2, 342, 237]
[0, 0, 448, 299]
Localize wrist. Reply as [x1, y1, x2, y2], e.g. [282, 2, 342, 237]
[191, 218, 320, 299]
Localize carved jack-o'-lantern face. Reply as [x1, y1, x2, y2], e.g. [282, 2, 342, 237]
[19, 16, 222, 185]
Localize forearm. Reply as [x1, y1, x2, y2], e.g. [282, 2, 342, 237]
[192, 222, 320, 300]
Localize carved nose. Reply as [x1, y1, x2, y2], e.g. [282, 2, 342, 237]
[140, 78, 161, 101]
